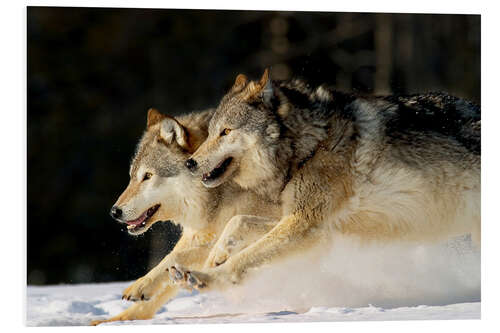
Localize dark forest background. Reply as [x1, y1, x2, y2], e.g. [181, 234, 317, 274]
[27, 7, 480, 285]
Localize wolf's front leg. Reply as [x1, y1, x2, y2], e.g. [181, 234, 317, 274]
[174, 144, 353, 292]
[122, 245, 212, 301]
[122, 231, 214, 302]
[204, 215, 277, 268]
[121, 269, 171, 302]
[173, 212, 328, 292]
[90, 284, 179, 325]
[120, 239, 186, 302]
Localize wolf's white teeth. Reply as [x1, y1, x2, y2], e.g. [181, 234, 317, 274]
[127, 222, 145, 230]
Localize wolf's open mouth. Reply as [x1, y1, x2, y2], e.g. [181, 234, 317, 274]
[125, 204, 160, 232]
[202, 157, 233, 183]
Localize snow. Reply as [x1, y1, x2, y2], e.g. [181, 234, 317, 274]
[26, 235, 481, 326]
[27, 282, 479, 326]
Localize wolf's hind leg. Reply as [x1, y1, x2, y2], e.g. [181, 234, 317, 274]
[90, 284, 179, 325]
[204, 215, 277, 268]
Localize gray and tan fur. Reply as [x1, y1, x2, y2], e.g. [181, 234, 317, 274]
[179, 69, 480, 291]
[91, 108, 281, 325]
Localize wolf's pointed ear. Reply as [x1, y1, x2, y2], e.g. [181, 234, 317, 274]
[147, 108, 166, 128]
[231, 73, 248, 92]
[259, 68, 273, 105]
[159, 117, 189, 150]
[245, 68, 274, 105]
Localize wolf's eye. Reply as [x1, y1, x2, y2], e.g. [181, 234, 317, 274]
[142, 172, 152, 181]
[220, 128, 231, 136]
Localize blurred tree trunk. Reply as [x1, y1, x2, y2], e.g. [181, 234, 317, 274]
[374, 14, 393, 95]
[394, 15, 414, 94]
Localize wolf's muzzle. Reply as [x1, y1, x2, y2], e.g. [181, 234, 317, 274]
[110, 206, 122, 220]
[185, 158, 198, 172]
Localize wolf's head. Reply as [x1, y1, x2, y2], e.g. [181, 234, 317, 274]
[185, 69, 289, 196]
[110, 108, 211, 235]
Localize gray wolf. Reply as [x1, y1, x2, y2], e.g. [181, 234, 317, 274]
[91, 108, 280, 325]
[178, 69, 480, 291]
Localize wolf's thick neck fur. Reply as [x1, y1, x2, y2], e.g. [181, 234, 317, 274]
[171, 110, 221, 229]
[241, 79, 354, 202]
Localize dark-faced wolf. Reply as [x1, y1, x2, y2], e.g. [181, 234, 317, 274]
[179, 69, 480, 291]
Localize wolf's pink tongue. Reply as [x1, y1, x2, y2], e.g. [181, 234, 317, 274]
[126, 211, 148, 226]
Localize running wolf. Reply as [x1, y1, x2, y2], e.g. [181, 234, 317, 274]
[91, 108, 280, 325]
[178, 69, 480, 291]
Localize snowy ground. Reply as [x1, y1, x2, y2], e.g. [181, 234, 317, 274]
[26, 235, 481, 326]
[27, 282, 480, 326]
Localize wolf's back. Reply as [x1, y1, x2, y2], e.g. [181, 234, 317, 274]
[382, 92, 480, 154]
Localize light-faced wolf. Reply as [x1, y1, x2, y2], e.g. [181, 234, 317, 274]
[178, 69, 480, 292]
[91, 108, 281, 325]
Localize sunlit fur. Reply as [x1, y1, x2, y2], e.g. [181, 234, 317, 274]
[183, 70, 480, 291]
[91, 109, 281, 325]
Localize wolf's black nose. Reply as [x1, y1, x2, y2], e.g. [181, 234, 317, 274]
[185, 158, 198, 172]
[110, 206, 122, 220]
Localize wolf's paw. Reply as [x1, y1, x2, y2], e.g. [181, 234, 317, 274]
[206, 249, 229, 268]
[90, 318, 120, 326]
[90, 319, 106, 326]
[167, 266, 209, 290]
[122, 276, 152, 301]
[122, 273, 167, 302]
[205, 236, 242, 268]
[90, 307, 155, 325]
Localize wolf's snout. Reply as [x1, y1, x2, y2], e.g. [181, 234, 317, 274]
[110, 206, 122, 220]
[185, 158, 198, 172]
